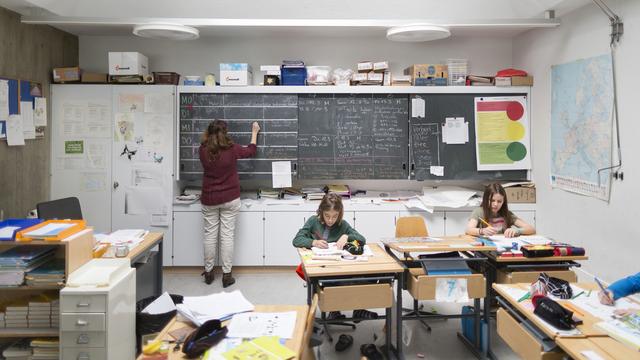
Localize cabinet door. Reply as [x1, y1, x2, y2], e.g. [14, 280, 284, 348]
[398, 210, 446, 237]
[264, 212, 314, 265]
[234, 212, 265, 266]
[353, 211, 398, 243]
[444, 211, 472, 236]
[172, 212, 204, 266]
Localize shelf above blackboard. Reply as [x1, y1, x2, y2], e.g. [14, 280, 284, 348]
[178, 85, 531, 95]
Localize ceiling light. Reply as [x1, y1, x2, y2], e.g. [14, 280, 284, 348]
[386, 24, 451, 42]
[133, 24, 199, 40]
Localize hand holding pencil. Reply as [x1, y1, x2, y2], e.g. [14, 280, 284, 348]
[479, 218, 497, 236]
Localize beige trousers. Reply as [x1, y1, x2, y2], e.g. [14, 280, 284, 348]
[201, 198, 241, 273]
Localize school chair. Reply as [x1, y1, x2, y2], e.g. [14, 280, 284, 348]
[395, 216, 437, 331]
[36, 197, 83, 220]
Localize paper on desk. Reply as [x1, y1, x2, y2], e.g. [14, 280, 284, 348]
[404, 197, 433, 213]
[435, 278, 469, 303]
[227, 311, 297, 339]
[203, 338, 243, 360]
[23, 223, 74, 238]
[142, 292, 176, 314]
[178, 290, 255, 326]
[489, 235, 552, 245]
[271, 161, 292, 188]
[312, 243, 374, 257]
[569, 292, 640, 320]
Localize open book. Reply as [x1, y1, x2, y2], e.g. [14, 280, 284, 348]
[595, 311, 640, 351]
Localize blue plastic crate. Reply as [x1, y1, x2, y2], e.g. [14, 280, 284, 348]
[281, 67, 307, 86]
[461, 306, 488, 352]
[0, 218, 44, 241]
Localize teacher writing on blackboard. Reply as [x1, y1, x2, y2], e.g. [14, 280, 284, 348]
[199, 120, 260, 287]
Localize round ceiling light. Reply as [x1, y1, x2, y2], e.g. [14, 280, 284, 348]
[133, 24, 199, 40]
[386, 24, 451, 42]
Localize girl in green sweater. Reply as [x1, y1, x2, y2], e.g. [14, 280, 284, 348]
[292, 192, 366, 249]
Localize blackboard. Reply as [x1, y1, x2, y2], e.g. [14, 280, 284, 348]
[297, 94, 409, 179]
[179, 93, 298, 180]
[409, 93, 528, 180]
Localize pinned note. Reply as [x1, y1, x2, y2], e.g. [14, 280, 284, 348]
[430, 166, 444, 177]
[442, 117, 469, 144]
[411, 98, 425, 118]
[272, 161, 292, 188]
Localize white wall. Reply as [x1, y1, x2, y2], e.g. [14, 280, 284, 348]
[79, 34, 512, 81]
[514, 0, 640, 283]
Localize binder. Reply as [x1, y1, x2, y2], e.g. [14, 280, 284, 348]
[15, 220, 86, 242]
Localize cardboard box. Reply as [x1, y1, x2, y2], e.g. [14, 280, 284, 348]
[108, 52, 149, 76]
[373, 61, 389, 72]
[220, 63, 253, 86]
[495, 76, 512, 86]
[53, 67, 81, 83]
[511, 76, 534, 86]
[357, 61, 373, 72]
[367, 72, 383, 82]
[404, 64, 448, 86]
[504, 186, 536, 203]
[352, 73, 367, 82]
[81, 72, 108, 83]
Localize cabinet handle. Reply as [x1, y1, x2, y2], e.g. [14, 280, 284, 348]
[76, 319, 88, 326]
[77, 334, 90, 344]
[78, 353, 90, 360]
[77, 302, 90, 307]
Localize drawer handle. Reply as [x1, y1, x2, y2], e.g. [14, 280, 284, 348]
[76, 319, 88, 326]
[78, 353, 90, 360]
[77, 302, 90, 307]
[77, 334, 90, 344]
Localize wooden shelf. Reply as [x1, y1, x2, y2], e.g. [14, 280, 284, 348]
[178, 85, 532, 94]
[0, 284, 64, 291]
[0, 328, 58, 338]
[0, 240, 67, 246]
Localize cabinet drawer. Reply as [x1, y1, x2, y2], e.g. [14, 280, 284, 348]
[407, 269, 485, 300]
[61, 331, 106, 348]
[497, 308, 565, 360]
[319, 283, 393, 312]
[62, 347, 106, 360]
[61, 313, 106, 332]
[496, 270, 577, 284]
[61, 295, 107, 313]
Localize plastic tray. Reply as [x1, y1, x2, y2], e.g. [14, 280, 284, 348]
[0, 218, 44, 241]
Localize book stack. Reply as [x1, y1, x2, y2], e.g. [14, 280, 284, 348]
[30, 338, 59, 360]
[5, 301, 28, 328]
[466, 75, 494, 86]
[282, 188, 304, 200]
[28, 294, 56, 329]
[0, 246, 57, 286]
[50, 299, 59, 328]
[25, 258, 65, 286]
[302, 187, 325, 201]
[2, 339, 32, 360]
[258, 189, 281, 199]
[0, 311, 5, 328]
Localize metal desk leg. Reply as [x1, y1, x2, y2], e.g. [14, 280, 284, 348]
[396, 272, 404, 359]
[156, 238, 163, 297]
[385, 306, 392, 359]
[484, 261, 495, 359]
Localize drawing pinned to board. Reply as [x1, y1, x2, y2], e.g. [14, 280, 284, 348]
[118, 93, 144, 113]
[131, 167, 163, 187]
[120, 144, 137, 160]
[115, 113, 135, 141]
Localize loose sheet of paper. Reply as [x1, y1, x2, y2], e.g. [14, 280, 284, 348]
[0, 80, 9, 122]
[0, 226, 20, 239]
[20, 101, 35, 139]
[430, 166, 444, 177]
[34, 97, 47, 126]
[81, 172, 107, 192]
[125, 188, 168, 215]
[272, 161, 292, 188]
[144, 93, 173, 114]
[142, 292, 176, 315]
[442, 117, 469, 144]
[227, 311, 297, 339]
[7, 114, 25, 146]
[411, 98, 425, 118]
[436, 278, 469, 303]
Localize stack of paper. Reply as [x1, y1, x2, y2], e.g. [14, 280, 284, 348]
[5, 300, 28, 328]
[177, 290, 254, 326]
[96, 229, 147, 250]
[311, 243, 374, 258]
[420, 186, 478, 210]
[30, 338, 59, 360]
[22, 223, 74, 239]
[51, 298, 59, 328]
[0, 245, 57, 286]
[258, 189, 281, 199]
[28, 293, 57, 328]
[302, 187, 325, 201]
[25, 258, 65, 286]
[0, 311, 5, 328]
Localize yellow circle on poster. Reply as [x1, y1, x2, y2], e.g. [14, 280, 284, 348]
[507, 121, 525, 141]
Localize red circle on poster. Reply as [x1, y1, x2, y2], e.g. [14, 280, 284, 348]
[506, 102, 524, 121]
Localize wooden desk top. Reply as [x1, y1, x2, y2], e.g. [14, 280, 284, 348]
[135, 305, 309, 360]
[383, 235, 497, 253]
[491, 254, 589, 263]
[556, 337, 640, 360]
[126, 232, 163, 260]
[493, 283, 606, 339]
[299, 243, 404, 278]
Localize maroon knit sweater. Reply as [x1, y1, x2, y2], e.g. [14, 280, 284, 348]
[199, 143, 257, 206]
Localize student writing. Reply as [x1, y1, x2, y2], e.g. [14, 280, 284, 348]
[466, 183, 535, 238]
[599, 272, 640, 315]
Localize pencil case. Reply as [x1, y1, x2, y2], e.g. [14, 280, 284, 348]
[521, 245, 554, 258]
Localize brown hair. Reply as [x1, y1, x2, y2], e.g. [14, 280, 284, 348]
[316, 192, 344, 226]
[481, 183, 514, 227]
[202, 120, 233, 160]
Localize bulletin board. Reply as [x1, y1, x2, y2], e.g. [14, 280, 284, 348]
[0, 76, 46, 141]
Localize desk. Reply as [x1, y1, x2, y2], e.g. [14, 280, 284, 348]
[384, 235, 496, 359]
[299, 243, 404, 358]
[106, 231, 164, 301]
[135, 305, 309, 360]
[494, 282, 640, 360]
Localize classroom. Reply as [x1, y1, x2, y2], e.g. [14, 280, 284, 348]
[0, 0, 638, 359]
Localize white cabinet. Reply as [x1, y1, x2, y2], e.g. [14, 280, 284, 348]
[234, 212, 265, 266]
[445, 211, 472, 236]
[173, 212, 204, 266]
[264, 212, 313, 265]
[398, 210, 446, 237]
[353, 211, 398, 243]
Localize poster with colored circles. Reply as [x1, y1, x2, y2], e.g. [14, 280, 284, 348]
[474, 96, 531, 171]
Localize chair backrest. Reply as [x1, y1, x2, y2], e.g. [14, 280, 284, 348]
[36, 197, 83, 220]
[395, 216, 428, 237]
[300, 294, 319, 360]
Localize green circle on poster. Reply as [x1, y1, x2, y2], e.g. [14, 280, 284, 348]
[506, 142, 527, 161]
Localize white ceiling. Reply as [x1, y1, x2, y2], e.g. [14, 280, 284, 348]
[0, 0, 593, 38]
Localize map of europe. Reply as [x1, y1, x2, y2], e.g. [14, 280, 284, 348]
[550, 54, 613, 200]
